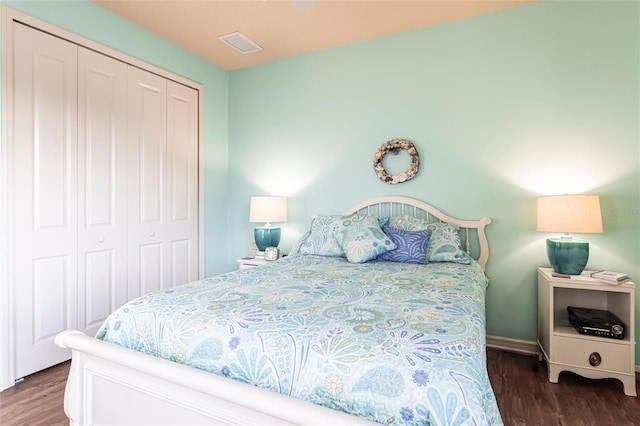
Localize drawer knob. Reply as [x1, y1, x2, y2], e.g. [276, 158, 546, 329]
[589, 352, 602, 367]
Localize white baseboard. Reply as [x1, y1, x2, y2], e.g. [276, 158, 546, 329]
[486, 335, 538, 356]
[486, 335, 640, 373]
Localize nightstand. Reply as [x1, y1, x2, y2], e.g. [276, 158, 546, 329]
[236, 257, 268, 270]
[537, 267, 636, 396]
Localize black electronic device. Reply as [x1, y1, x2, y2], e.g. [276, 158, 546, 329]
[567, 306, 626, 339]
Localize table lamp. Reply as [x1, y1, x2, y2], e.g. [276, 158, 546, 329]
[249, 196, 287, 257]
[536, 194, 603, 275]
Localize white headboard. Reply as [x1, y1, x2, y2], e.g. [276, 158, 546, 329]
[345, 196, 492, 270]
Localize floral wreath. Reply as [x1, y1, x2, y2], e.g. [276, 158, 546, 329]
[373, 138, 420, 184]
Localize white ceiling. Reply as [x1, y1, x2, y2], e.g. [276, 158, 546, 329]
[91, 0, 535, 71]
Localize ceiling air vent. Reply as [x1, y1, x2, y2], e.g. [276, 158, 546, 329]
[218, 32, 262, 54]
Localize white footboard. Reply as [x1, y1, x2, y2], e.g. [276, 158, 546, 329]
[55, 331, 376, 425]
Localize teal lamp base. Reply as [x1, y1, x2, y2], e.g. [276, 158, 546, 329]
[546, 237, 589, 275]
[254, 227, 281, 251]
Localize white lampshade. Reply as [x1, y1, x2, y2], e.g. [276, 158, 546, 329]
[249, 196, 287, 224]
[536, 194, 603, 275]
[536, 195, 603, 234]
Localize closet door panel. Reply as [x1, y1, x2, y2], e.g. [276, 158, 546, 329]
[167, 81, 199, 287]
[128, 66, 167, 300]
[83, 250, 114, 328]
[140, 243, 163, 294]
[77, 48, 128, 335]
[170, 239, 190, 287]
[12, 23, 78, 379]
[32, 257, 68, 340]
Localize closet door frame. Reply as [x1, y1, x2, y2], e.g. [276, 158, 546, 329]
[0, 6, 205, 390]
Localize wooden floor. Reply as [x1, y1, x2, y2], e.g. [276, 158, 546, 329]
[0, 361, 69, 426]
[0, 349, 638, 425]
[488, 349, 640, 425]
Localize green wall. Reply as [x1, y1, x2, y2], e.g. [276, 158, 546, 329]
[3, 0, 638, 363]
[0, 0, 230, 277]
[228, 1, 640, 360]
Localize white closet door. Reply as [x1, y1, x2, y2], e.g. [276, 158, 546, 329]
[166, 81, 199, 287]
[127, 66, 168, 300]
[77, 48, 128, 337]
[12, 23, 78, 378]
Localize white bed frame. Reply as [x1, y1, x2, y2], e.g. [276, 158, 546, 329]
[55, 196, 491, 425]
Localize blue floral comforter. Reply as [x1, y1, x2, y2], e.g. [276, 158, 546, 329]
[97, 255, 503, 425]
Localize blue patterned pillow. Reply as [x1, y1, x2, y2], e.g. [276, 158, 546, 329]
[298, 215, 345, 256]
[377, 226, 432, 264]
[298, 213, 389, 257]
[335, 214, 396, 263]
[388, 215, 472, 264]
[288, 231, 311, 256]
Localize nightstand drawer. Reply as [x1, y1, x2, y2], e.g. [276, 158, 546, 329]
[553, 335, 631, 373]
[237, 258, 268, 270]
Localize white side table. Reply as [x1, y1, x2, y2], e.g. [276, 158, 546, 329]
[236, 257, 268, 270]
[537, 267, 636, 396]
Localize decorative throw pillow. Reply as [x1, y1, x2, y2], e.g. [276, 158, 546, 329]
[298, 215, 345, 257]
[288, 231, 311, 256]
[388, 215, 472, 264]
[387, 214, 432, 232]
[377, 226, 432, 264]
[335, 214, 396, 263]
[297, 213, 389, 257]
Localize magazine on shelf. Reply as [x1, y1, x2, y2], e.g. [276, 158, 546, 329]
[590, 270, 630, 284]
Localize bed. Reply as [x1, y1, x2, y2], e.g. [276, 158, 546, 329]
[55, 196, 500, 425]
